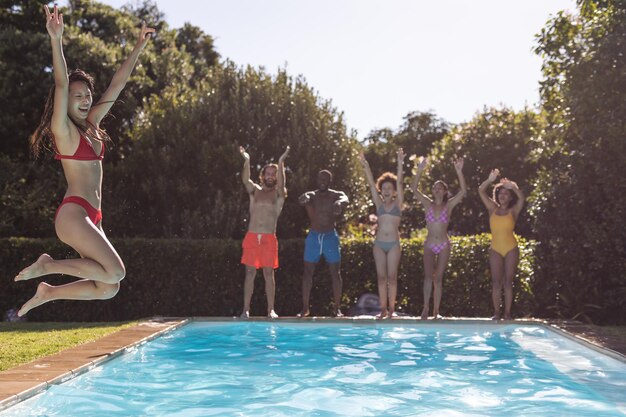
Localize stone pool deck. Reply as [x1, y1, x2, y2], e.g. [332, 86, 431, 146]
[0, 317, 624, 411]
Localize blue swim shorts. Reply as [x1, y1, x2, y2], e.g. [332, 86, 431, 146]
[304, 230, 341, 264]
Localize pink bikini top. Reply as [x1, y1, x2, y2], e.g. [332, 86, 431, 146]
[425, 205, 448, 224]
[54, 135, 104, 161]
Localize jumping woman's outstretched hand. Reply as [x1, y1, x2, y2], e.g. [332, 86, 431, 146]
[453, 157, 464, 172]
[487, 168, 500, 183]
[135, 21, 156, 50]
[44, 5, 63, 39]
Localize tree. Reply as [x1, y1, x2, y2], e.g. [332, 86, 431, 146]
[530, 0, 626, 323]
[426, 107, 543, 236]
[105, 62, 363, 239]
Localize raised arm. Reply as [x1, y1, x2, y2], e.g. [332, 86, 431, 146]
[277, 146, 290, 199]
[478, 169, 499, 214]
[45, 5, 70, 139]
[239, 146, 257, 194]
[396, 148, 405, 207]
[501, 178, 525, 219]
[89, 22, 155, 126]
[358, 152, 382, 207]
[447, 157, 467, 210]
[410, 156, 432, 207]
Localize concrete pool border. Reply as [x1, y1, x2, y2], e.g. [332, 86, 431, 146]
[1, 317, 624, 411]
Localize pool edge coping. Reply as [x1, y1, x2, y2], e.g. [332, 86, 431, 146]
[0, 318, 188, 412]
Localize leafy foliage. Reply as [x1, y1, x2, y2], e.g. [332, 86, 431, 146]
[530, 0, 626, 324]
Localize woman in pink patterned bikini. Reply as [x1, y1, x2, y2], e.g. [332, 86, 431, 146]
[411, 156, 466, 319]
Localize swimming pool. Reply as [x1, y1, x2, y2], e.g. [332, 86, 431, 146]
[2, 320, 625, 416]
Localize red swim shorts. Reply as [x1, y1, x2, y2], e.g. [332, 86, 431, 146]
[241, 232, 279, 269]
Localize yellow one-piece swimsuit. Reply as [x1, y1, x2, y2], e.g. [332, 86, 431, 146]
[489, 211, 517, 257]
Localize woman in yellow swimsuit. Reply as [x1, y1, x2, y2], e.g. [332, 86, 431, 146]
[478, 169, 525, 320]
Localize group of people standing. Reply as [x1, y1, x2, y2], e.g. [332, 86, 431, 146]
[239, 147, 524, 321]
[14, 6, 525, 322]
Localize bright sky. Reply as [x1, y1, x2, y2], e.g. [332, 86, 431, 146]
[93, 0, 576, 138]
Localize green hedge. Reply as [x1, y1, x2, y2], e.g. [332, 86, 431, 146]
[1, 236, 536, 321]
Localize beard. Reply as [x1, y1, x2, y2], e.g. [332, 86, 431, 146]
[264, 178, 276, 188]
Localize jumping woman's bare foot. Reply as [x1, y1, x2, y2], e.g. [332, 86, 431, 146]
[334, 309, 344, 318]
[296, 310, 310, 318]
[15, 254, 53, 281]
[240, 310, 250, 319]
[18, 282, 53, 316]
[420, 306, 429, 320]
[268, 310, 278, 319]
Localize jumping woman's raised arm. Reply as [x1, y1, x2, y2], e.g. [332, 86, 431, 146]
[447, 158, 467, 210]
[410, 156, 432, 207]
[45, 5, 70, 141]
[478, 169, 500, 214]
[88, 22, 155, 127]
[358, 151, 383, 208]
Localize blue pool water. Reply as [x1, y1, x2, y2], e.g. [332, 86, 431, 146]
[3, 321, 626, 416]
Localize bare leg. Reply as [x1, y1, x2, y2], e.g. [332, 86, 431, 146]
[16, 206, 126, 317]
[386, 244, 401, 318]
[328, 262, 343, 317]
[262, 267, 278, 318]
[432, 244, 451, 319]
[373, 245, 389, 318]
[16, 205, 125, 284]
[503, 248, 519, 320]
[422, 247, 436, 319]
[241, 266, 257, 318]
[299, 261, 316, 317]
[489, 249, 505, 320]
[18, 280, 120, 317]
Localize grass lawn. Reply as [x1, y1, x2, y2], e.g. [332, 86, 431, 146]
[0, 322, 136, 372]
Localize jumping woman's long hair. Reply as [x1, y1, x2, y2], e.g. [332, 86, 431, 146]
[29, 69, 111, 158]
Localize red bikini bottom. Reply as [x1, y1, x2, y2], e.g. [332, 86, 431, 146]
[55, 196, 102, 226]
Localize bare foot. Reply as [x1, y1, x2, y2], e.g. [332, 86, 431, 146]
[377, 310, 388, 319]
[240, 310, 250, 319]
[491, 315, 500, 321]
[503, 314, 513, 321]
[268, 310, 278, 319]
[15, 254, 53, 281]
[434, 314, 443, 320]
[420, 306, 429, 320]
[334, 309, 344, 318]
[18, 282, 53, 316]
[296, 310, 310, 318]
[389, 312, 398, 319]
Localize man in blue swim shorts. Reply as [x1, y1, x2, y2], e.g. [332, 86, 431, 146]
[298, 170, 349, 317]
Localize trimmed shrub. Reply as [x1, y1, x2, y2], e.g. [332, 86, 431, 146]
[2, 235, 535, 321]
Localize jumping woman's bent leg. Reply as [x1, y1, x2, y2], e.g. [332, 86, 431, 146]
[502, 248, 519, 320]
[422, 248, 436, 319]
[16, 204, 124, 283]
[432, 244, 451, 319]
[489, 250, 505, 320]
[385, 244, 401, 318]
[373, 245, 389, 318]
[262, 267, 278, 318]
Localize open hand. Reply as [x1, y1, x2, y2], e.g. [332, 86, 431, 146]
[488, 168, 500, 183]
[239, 146, 250, 160]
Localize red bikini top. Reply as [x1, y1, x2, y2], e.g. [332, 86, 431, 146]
[54, 135, 105, 161]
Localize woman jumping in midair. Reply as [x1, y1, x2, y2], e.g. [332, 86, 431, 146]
[14, 5, 154, 316]
[411, 156, 466, 319]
